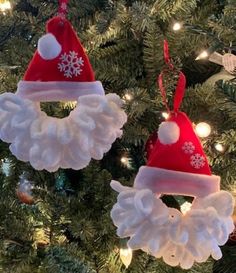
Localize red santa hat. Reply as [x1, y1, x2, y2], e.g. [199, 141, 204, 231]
[16, 16, 104, 102]
[134, 41, 220, 198]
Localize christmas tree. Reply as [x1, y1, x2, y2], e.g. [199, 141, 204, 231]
[0, 0, 236, 272]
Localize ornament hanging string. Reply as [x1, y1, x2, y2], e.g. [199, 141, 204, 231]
[58, 0, 69, 18]
[158, 40, 186, 113]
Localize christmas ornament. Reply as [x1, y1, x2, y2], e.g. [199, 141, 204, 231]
[205, 68, 235, 86]
[110, 41, 235, 269]
[16, 175, 34, 205]
[222, 53, 236, 74]
[0, 0, 127, 172]
[200, 51, 236, 86]
[196, 51, 235, 86]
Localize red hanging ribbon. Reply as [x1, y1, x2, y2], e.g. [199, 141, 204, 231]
[157, 40, 186, 113]
[58, 0, 69, 18]
[163, 40, 174, 70]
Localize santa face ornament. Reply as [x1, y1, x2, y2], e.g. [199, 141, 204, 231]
[0, 16, 127, 172]
[110, 41, 235, 269]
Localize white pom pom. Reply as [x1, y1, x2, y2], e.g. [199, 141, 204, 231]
[38, 33, 62, 60]
[158, 121, 180, 145]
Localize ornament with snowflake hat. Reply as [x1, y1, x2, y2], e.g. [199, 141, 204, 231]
[0, 1, 127, 172]
[110, 40, 235, 269]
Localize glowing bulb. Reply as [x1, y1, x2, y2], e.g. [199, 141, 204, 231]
[123, 93, 133, 101]
[214, 143, 224, 152]
[172, 22, 182, 31]
[162, 112, 169, 119]
[0, 1, 11, 12]
[180, 201, 192, 215]
[120, 247, 133, 268]
[121, 156, 129, 164]
[195, 50, 209, 60]
[195, 122, 211, 138]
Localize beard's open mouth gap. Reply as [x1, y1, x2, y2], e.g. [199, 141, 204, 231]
[40, 101, 76, 119]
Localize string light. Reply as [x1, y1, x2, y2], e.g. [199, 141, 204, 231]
[172, 22, 182, 31]
[0, 0, 11, 14]
[121, 156, 129, 165]
[123, 93, 133, 102]
[120, 246, 133, 268]
[162, 112, 169, 120]
[180, 201, 192, 215]
[214, 143, 225, 152]
[195, 50, 209, 60]
[195, 122, 211, 138]
[120, 155, 132, 169]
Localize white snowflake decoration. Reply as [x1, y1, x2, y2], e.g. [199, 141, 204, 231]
[182, 142, 195, 154]
[60, 2, 67, 10]
[58, 51, 84, 78]
[190, 153, 205, 169]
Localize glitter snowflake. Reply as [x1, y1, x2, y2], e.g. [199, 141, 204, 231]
[182, 141, 195, 154]
[58, 51, 84, 78]
[61, 2, 67, 10]
[190, 153, 205, 169]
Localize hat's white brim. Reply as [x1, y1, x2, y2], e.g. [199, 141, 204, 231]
[16, 80, 105, 102]
[134, 166, 220, 198]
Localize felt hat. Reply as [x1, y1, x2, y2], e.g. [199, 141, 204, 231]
[16, 16, 104, 102]
[134, 111, 220, 198]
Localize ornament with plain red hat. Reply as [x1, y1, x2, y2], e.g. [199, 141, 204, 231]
[110, 40, 235, 269]
[0, 0, 127, 172]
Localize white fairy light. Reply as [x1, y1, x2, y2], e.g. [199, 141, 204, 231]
[0, 1, 11, 13]
[180, 201, 192, 215]
[214, 143, 224, 152]
[162, 112, 169, 120]
[195, 50, 209, 60]
[123, 93, 133, 101]
[121, 156, 129, 165]
[172, 22, 182, 31]
[120, 247, 133, 268]
[195, 122, 211, 138]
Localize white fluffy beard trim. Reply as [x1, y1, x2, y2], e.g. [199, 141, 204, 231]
[110, 180, 235, 269]
[0, 93, 127, 172]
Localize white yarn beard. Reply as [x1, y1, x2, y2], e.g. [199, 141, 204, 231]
[110, 181, 235, 269]
[0, 93, 127, 172]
